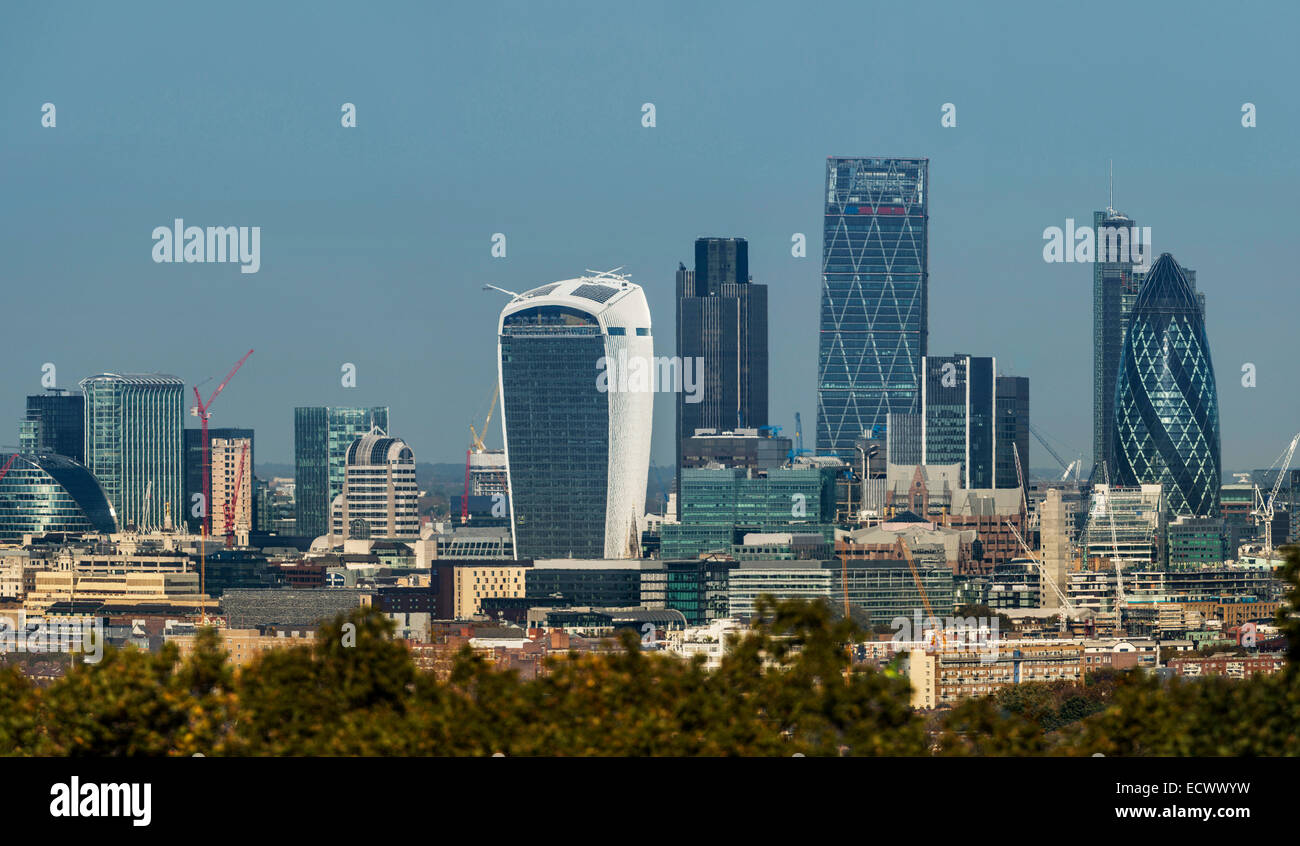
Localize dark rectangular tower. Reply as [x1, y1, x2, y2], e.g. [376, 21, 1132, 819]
[676, 237, 769, 486]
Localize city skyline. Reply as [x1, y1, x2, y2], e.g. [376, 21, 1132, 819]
[3, 2, 1297, 476]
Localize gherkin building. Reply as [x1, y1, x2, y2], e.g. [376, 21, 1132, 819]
[1112, 253, 1220, 517]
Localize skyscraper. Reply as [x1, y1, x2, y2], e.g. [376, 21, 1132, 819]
[184, 427, 254, 533]
[676, 237, 769, 483]
[1092, 209, 1202, 479]
[995, 375, 1030, 489]
[1112, 253, 1220, 517]
[818, 156, 928, 455]
[497, 273, 652, 559]
[19, 389, 85, 463]
[921, 354, 995, 489]
[1092, 208, 1145, 480]
[80, 373, 185, 531]
[294, 406, 389, 539]
[329, 428, 419, 542]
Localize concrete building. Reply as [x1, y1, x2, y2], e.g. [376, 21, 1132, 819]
[328, 428, 419, 543]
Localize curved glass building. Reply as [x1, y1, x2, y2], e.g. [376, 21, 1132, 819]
[1112, 253, 1220, 517]
[497, 273, 652, 559]
[0, 453, 119, 541]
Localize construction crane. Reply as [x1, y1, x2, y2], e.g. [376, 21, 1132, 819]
[1005, 517, 1075, 633]
[1029, 424, 1080, 482]
[141, 480, 153, 532]
[224, 440, 250, 548]
[463, 384, 501, 523]
[1098, 463, 1128, 618]
[469, 384, 499, 454]
[0, 453, 17, 484]
[1252, 432, 1300, 560]
[191, 349, 254, 536]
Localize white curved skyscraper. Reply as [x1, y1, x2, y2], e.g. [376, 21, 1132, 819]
[496, 272, 653, 559]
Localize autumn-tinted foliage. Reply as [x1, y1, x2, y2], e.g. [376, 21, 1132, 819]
[0, 547, 1297, 756]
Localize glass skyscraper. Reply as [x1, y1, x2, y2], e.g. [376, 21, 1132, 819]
[675, 237, 768, 482]
[1092, 209, 1203, 479]
[20, 389, 85, 463]
[294, 406, 388, 539]
[80, 373, 185, 531]
[1112, 253, 1220, 517]
[497, 274, 652, 559]
[921, 354, 995, 489]
[818, 156, 928, 455]
[995, 375, 1030, 489]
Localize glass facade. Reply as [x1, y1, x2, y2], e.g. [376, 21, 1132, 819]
[501, 310, 610, 559]
[818, 157, 928, 455]
[22, 390, 85, 463]
[294, 406, 388, 538]
[675, 238, 769, 480]
[922, 355, 995, 488]
[995, 375, 1030, 489]
[661, 466, 837, 559]
[1112, 253, 1221, 517]
[0, 453, 118, 541]
[80, 374, 184, 531]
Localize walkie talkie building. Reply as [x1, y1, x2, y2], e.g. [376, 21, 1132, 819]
[497, 273, 653, 559]
[1112, 253, 1221, 517]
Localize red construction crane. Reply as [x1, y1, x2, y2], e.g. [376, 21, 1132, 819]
[191, 349, 253, 536]
[224, 440, 250, 548]
[0, 453, 18, 484]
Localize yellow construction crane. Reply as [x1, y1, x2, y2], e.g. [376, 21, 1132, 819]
[469, 384, 499, 453]
[897, 536, 934, 619]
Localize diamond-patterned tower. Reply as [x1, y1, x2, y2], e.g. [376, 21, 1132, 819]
[817, 157, 928, 455]
[1112, 253, 1220, 517]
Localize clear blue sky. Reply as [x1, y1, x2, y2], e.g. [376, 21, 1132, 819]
[2, 0, 1297, 474]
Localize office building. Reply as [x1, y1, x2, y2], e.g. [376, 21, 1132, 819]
[886, 411, 922, 465]
[294, 406, 389, 539]
[497, 273, 652, 559]
[80, 373, 185, 531]
[1112, 253, 1221, 517]
[184, 427, 254, 534]
[921, 354, 995, 488]
[329, 428, 419, 542]
[661, 466, 838, 559]
[818, 157, 928, 454]
[19, 389, 85, 463]
[0, 453, 118, 542]
[995, 375, 1029, 489]
[1081, 484, 1166, 570]
[680, 428, 791, 472]
[675, 238, 769, 483]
